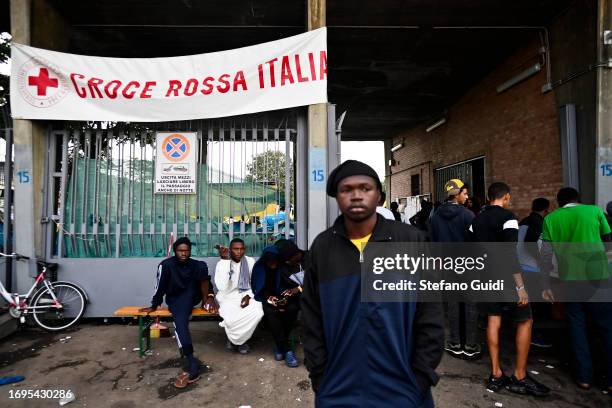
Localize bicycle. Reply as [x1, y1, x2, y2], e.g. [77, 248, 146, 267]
[0, 252, 88, 331]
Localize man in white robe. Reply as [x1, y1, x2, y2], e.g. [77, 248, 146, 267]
[214, 238, 263, 354]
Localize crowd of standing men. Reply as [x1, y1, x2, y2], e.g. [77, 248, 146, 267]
[428, 179, 611, 398]
[141, 160, 612, 406]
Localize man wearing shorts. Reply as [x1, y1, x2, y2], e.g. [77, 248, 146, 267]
[470, 182, 550, 397]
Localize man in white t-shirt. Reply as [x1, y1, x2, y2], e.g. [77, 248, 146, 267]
[376, 191, 396, 220]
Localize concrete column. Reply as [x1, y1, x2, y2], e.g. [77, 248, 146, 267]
[326, 104, 340, 227]
[296, 114, 309, 250]
[307, 0, 328, 246]
[596, 0, 612, 207]
[10, 0, 68, 291]
[10, 0, 38, 290]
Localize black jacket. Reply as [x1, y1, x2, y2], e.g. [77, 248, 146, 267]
[430, 201, 474, 242]
[302, 214, 444, 407]
[469, 205, 519, 243]
[150, 257, 210, 308]
[469, 205, 521, 278]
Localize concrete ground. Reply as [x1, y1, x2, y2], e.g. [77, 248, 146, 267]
[0, 319, 610, 408]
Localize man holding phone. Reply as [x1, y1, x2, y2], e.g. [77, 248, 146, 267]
[252, 246, 301, 368]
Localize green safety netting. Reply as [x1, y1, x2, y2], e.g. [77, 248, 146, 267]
[62, 158, 286, 258]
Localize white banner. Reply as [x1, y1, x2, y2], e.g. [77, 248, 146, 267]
[10, 28, 327, 122]
[155, 132, 198, 194]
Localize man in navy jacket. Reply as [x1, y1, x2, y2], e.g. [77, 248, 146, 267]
[302, 160, 444, 407]
[140, 237, 216, 388]
[430, 179, 480, 360]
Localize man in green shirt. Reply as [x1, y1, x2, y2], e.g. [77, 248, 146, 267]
[540, 187, 612, 392]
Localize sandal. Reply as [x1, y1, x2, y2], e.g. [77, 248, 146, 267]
[576, 382, 591, 391]
[174, 372, 200, 388]
[174, 372, 190, 389]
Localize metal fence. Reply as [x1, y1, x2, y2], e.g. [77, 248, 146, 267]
[47, 115, 299, 258]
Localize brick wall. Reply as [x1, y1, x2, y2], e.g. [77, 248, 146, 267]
[388, 38, 564, 219]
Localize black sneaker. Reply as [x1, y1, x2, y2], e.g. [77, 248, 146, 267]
[463, 343, 482, 360]
[444, 341, 463, 358]
[508, 374, 551, 397]
[486, 373, 509, 392]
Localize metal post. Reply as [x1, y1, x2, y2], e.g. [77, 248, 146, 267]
[296, 113, 308, 250]
[307, 0, 328, 247]
[384, 140, 393, 201]
[285, 127, 291, 240]
[4, 128, 13, 292]
[57, 132, 68, 258]
[596, 0, 612, 207]
[326, 104, 340, 227]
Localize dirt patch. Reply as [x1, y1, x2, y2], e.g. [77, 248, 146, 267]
[0, 332, 58, 368]
[151, 357, 212, 374]
[42, 358, 88, 374]
[110, 401, 137, 408]
[111, 369, 128, 390]
[296, 379, 311, 391]
[151, 358, 183, 370]
[157, 378, 201, 400]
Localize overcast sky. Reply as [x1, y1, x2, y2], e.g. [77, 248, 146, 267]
[340, 141, 385, 181]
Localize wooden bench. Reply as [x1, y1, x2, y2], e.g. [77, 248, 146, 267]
[114, 306, 219, 357]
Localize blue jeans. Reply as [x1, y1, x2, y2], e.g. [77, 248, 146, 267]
[565, 302, 612, 386]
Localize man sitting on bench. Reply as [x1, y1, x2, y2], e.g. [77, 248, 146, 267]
[139, 237, 217, 388]
[215, 238, 263, 354]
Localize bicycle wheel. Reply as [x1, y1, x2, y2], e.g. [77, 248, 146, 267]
[31, 283, 86, 331]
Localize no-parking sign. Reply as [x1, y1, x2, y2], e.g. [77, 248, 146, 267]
[155, 132, 198, 194]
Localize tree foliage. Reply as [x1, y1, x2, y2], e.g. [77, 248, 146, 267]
[245, 150, 293, 200]
[0, 34, 10, 129]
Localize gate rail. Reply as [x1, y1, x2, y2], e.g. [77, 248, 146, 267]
[45, 114, 301, 258]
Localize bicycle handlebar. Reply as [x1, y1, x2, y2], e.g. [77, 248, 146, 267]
[0, 252, 30, 261]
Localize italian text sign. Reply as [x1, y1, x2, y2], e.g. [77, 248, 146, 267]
[10, 29, 328, 121]
[155, 132, 197, 194]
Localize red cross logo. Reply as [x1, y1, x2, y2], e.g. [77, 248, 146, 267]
[27, 68, 59, 96]
[18, 58, 69, 108]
